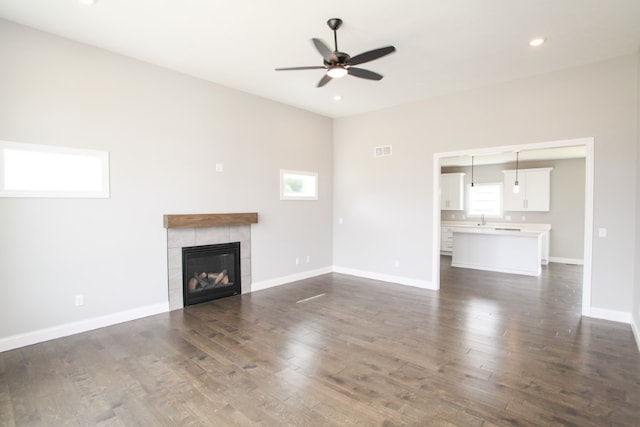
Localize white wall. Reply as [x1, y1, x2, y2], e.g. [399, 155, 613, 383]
[0, 20, 333, 346]
[334, 54, 638, 317]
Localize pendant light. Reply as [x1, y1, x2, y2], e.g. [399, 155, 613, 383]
[471, 156, 475, 187]
[513, 152, 520, 194]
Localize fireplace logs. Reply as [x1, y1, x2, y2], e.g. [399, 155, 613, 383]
[188, 270, 230, 291]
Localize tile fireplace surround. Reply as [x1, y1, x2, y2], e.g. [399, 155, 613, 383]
[164, 213, 258, 310]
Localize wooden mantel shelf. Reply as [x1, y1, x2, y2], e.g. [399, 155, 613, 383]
[163, 213, 258, 229]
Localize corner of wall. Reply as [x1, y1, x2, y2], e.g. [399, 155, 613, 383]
[634, 48, 640, 352]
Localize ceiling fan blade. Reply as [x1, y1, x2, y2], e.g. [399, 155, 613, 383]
[349, 46, 396, 66]
[312, 38, 338, 63]
[275, 66, 326, 71]
[348, 67, 383, 81]
[317, 74, 332, 87]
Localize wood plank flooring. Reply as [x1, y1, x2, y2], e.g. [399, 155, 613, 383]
[1, 259, 639, 426]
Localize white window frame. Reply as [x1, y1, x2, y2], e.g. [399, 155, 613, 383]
[280, 169, 318, 200]
[465, 182, 503, 218]
[0, 140, 110, 198]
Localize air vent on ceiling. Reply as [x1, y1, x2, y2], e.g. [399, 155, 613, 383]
[374, 145, 392, 157]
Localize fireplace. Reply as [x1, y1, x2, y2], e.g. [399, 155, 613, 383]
[164, 213, 258, 310]
[182, 242, 241, 306]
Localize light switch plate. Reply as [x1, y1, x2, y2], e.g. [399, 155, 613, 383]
[598, 228, 607, 238]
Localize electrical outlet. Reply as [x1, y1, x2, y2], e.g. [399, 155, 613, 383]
[521, 216, 526, 221]
[394, 259, 400, 268]
[598, 228, 607, 238]
[306, 255, 310, 263]
[215, 163, 223, 172]
[295, 257, 299, 265]
[506, 215, 511, 221]
[338, 217, 343, 225]
[75, 295, 84, 306]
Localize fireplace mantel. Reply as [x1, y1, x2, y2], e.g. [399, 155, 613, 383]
[164, 213, 258, 229]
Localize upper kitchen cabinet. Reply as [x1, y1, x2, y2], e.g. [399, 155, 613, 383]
[441, 173, 465, 210]
[502, 168, 552, 211]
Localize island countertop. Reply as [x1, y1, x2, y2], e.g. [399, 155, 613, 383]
[450, 227, 544, 238]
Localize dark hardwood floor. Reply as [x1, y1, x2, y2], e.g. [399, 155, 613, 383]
[1, 259, 639, 426]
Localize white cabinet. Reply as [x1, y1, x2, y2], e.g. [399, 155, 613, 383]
[441, 173, 465, 211]
[441, 226, 454, 255]
[503, 168, 552, 212]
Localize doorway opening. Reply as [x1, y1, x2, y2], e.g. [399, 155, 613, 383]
[432, 137, 594, 316]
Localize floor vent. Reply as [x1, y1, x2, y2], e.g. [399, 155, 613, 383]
[296, 293, 326, 304]
[374, 145, 392, 157]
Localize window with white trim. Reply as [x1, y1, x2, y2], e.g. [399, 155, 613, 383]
[280, 169, 317, 200]
[0, 141, 110, 198]
[466, 183, 502, 218]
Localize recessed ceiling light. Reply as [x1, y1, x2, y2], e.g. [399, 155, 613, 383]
[529, 37, 545, 47]
[333, 95, 343, 101]
[79, 0, 98, 5]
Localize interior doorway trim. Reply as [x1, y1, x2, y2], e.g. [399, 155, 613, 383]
[432, 137, 594, 316]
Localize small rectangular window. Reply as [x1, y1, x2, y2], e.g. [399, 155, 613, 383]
[466, 183, 502, 217]
[280, 169, 317, 200]
[0, 141, 110, 198]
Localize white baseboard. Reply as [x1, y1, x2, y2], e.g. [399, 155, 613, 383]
[333, 266, 435, 290]
[0, 302, 169, 353]
[632, 314, 640, 352]
[251, 267, 333, 292]
[251, 266, 434, 292]
[548, 257, 584, 265]
[584, 306, 631, 324]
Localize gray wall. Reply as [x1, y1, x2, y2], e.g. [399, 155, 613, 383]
[442, 158, 586, 261]
[0, 20, 334, 340]
[334, 54, 638, 316]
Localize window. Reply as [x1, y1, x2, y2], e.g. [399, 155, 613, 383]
[466, 183, 502, 217]
[280, 169, 317, 200]
[0, 141, 110, 198]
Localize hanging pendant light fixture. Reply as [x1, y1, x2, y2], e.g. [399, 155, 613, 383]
[471, 156, 475, 187]
[513, 151, 520, 193]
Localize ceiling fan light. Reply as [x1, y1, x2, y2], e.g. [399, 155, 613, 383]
[327, 66, 348, 79]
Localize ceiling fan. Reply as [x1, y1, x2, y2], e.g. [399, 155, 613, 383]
[275, 18, 396, 88]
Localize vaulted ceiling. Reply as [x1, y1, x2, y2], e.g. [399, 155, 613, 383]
[1, 0, 640, 118]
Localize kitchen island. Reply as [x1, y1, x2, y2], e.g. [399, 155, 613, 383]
[451, 227, 544, 276]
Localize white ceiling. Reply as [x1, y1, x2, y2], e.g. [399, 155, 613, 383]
[1, 0, 640, 118]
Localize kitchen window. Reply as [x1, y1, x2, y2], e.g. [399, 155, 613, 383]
[466, 183, 502, 218]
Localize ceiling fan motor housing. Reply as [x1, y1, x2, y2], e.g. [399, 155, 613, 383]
[324, 52, 351, 66]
